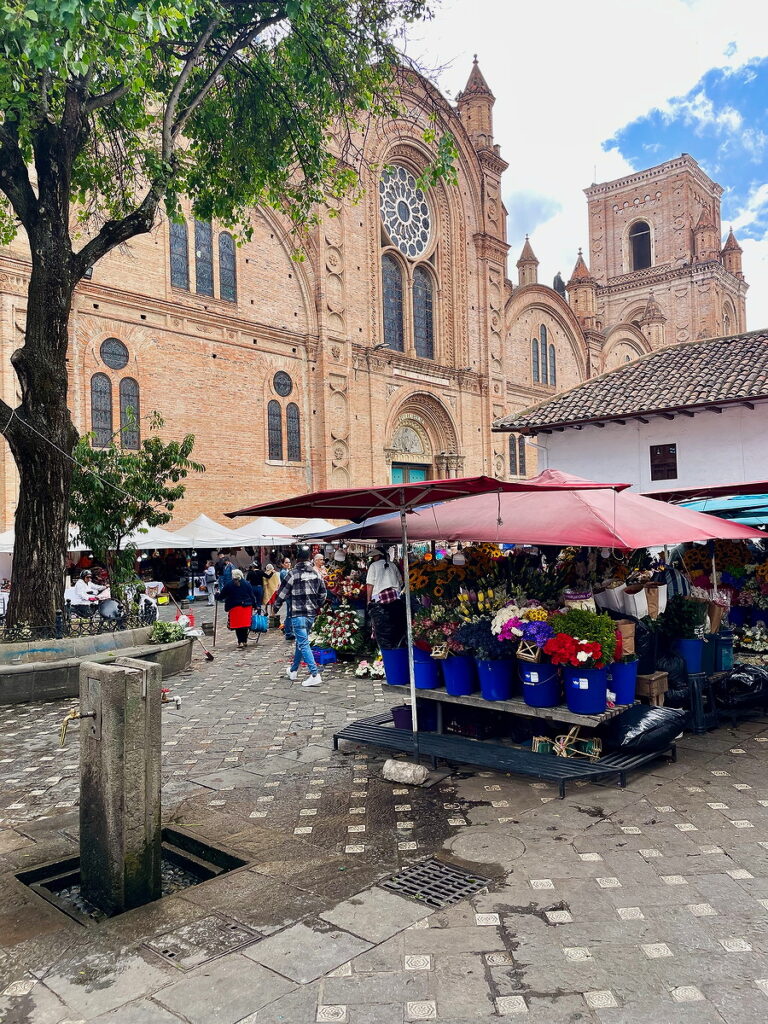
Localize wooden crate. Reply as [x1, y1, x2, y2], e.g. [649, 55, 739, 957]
[636, 671, 668, 707]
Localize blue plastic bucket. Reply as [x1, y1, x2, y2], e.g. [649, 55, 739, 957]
[442, 655, 478, 696]
[715, 631, 734, 672]
[412, 646, 432, 663]
[564, 666, 608, 715]
[414, 657, 442, 689]
[728, 607, 747, 626]
[381, 647, 409, 686]
[518, 660, 560, 708]
[607, 660, 638, 706]
[673, 638, 704, 675]
[476, 659, 513, 701]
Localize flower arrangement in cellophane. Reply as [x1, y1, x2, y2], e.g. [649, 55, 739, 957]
[309, 600, 363, 653]
[355, 657, 386, 678]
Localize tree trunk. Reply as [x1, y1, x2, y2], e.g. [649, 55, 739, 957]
[4, 249, 77, 628]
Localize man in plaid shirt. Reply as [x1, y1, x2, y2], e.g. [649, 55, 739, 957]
[274, 545, 328, 687]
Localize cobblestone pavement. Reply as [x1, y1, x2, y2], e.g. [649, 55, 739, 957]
[2, 614, 768, 1022]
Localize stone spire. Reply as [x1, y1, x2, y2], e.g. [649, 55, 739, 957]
[456, 56, 495, 150]
[516, 235, 538, 286]
[694, 206, 719, 262]
[567, 248, 594, 286]
[721, 226, 744, 279]
[640, 289, 666, 324]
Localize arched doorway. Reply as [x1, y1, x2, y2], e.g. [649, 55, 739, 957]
[385, 393, 463, 481]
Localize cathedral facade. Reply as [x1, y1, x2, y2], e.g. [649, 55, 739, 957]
[0, 63, 749, 528]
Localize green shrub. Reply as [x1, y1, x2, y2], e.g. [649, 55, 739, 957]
[149, 621, 186, 644]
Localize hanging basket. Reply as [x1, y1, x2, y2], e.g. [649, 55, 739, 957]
[516, 639, 542, 663]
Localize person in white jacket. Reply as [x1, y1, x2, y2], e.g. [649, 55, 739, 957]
[71, 570, 104, 617]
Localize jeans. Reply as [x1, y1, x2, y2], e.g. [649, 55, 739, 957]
[289, 616, 317, 675]
[206, 580, 216, 605]
[253, 585, 264, 611]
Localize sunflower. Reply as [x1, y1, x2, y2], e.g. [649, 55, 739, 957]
[433, 585, 445, 597]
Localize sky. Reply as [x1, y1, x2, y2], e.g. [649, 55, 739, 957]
[405, 0, 768, 329]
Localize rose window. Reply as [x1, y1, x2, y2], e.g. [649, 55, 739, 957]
[379, 165, 431, 258]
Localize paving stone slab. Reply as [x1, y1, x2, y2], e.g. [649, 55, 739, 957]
[321, 888, 431, 942]
[242, 919, 371, 982]
[41, 951, 174, 1018]
[90, 997, 187, 1023]
[155, 953, 295, 1024]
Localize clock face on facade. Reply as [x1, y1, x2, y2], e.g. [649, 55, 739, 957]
[379, 165, 431, 258]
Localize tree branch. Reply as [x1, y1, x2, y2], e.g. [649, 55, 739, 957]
[162, 17, 221, 161]
[85, 82, 131, 112]
[73, 183, 164, 278]
[0, 125, 39, 234]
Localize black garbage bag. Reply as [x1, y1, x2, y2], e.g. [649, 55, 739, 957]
[713, 665, 768, 708]
[599, 705, 688, 754]
[370, 599, 407, 649]
[664, 685, 690, 709]
[656, 651, 688, 689]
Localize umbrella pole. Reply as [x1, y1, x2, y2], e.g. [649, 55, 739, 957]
[400, 510, 419, 750]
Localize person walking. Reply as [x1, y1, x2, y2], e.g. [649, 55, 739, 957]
[203, 560, 217, 606]
[263, 563, 280, 612]
[216, 569, 257, 648]
[274, 545, 327, 686]
[278, 556, 294, 640]
[246, 562, 266, 611]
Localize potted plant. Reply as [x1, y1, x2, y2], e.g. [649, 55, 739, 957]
[657, 595, 709, 673]
[543, 608, 617, 715]
[457, 617, 517, 701]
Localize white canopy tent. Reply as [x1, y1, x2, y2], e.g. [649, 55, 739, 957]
[167, 514, 241, 549]
[228, 516, 295, 547]
[292, 518, 337, 539]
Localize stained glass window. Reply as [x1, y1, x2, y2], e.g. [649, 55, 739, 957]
[194, 219, 213, 296]
[382, 254, 404, 352]
[169, 219, 189, 290]
[532, 338, 539, 382]
[413, 266, 434, 359]
[518, 436, 527, 476]
[90, 373, 112, 447]
[509, 434, 518, 476]
[273, 371, 293, 397]
[268, 400, 283, 460]
[219, 232, 236, 302]
[119, 378, 140, 449]
[540, 325, 548, 385]
[548, 345, 557, 387]
[286, 403, 301, 461]
[100, 337, 129, 370]
[379, 165, 431, 258]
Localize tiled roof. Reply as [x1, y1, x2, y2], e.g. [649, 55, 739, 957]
[494, 330, 768, 433]
[458, 57, 495, 100]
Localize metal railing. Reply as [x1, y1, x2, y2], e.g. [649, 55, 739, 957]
[1, 600, 157, 644]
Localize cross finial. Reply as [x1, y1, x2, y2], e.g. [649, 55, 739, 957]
[473, 53, 478, 63]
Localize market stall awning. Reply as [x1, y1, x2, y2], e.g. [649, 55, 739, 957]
[168, 514, 241, 548]
[228, 516, 296, 547]
[226, 470, 631, 522]
[678, 494, 768, 524]
[310, 473, 763, 549]
[643, 479, 768, 502]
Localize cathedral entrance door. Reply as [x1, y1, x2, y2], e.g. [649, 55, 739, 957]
[391, 463, 430, 484]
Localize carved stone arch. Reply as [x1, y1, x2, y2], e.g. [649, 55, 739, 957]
[385, 390, 463, 476]
[504, 285, 590, 382]
[249, 207, 318, 336]
[602, 324, 651, 371]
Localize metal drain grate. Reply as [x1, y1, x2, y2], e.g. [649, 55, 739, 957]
[379, 858, 490, 909]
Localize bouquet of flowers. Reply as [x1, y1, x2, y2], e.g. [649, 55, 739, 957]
[309, 600, 363, 653]
[543, 633, 605, 669]
[542, 607, 617, 669]
[355, 657, 386, 678]
[457, 617, 517, 660]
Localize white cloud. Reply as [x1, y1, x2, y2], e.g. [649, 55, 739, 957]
[405, 0, 768, 329]
[731, 183, 768, 232]
[661, 90, 743, 135]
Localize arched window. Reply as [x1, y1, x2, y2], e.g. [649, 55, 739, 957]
[509, 434, 518, 476]
[532, 339, 539, 383]
[218, 232, 237, 302]
[382, 254, 404, 352]
[90, 373, 112, 447]
[169, 219, 189, 290]
[267, 400, 283, 460]
[548, 345, 557, 387]
[629, 221, 651, 271]
[723, 303, 734, 336]
[412, 266, 434, 359]
[518, 436, 527, 476]
[286, 403, 301, 462]
[195, 219, 213, 296]
[540, 325, 548, 385]
[119, 378, 140, 449]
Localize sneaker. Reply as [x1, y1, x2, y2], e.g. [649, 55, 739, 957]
[286, 668, 298, 681]
[303, 674, 322, 687]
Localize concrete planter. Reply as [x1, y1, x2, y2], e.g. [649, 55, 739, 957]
[0, 633, 193, 705]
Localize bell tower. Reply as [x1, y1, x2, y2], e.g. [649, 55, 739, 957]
[584, 154, 748, 344]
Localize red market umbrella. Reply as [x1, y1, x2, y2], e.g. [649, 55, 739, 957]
[315, 475, 763, 548]
[227, 471, 630, 738]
